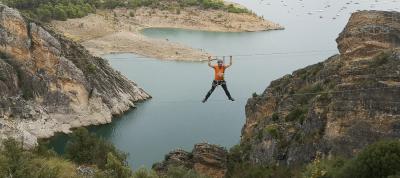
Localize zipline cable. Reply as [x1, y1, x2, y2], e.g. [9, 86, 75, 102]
[62, 49, 338, 62]
[1, 85, 400, 109]
[154, 85, 400, 103]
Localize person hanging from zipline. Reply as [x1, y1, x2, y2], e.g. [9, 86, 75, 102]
[202, 56, 235, 103]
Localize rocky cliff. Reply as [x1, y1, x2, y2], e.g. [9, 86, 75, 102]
[0, 4, 150, 147]
[153, 143, 228, 178]
[242, 10, 400, 167]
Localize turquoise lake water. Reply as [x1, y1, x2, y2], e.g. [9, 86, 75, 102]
[49, 0, 399, 168]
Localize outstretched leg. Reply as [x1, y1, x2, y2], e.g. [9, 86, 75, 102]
[221, 81, 234, 101]
[202, 81, 217, 103]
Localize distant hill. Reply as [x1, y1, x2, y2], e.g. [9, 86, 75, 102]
[2, 0, 250, 22]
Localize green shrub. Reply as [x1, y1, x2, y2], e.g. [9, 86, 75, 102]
[337, 140, 400, 178]
[129, 10, 136, 17]
[226, 4, 248, 13]
[87, 63, 97, 73]
[165, 166, 208, 178]
[33, 157, 80, 178]
[271, 113, 279, 121]
[200, 0, 224, 9]
[285, 107, 307, 124]
[370, 51, 391, 68]
[35, 140, 58, 158]
[104, 152, 133, 178]
[65, 127, 128, 169]
[388, 174, 400, 178]
[180, 0, 199, 6]
[302, 141, 400, 178]
[128, 0, 160, 9]
[53, 5, 68, 20]
[3, 0, 251, 22]
[227, 163, 292, 178]
[36, 5, 53, 22]
[133, 167, 159, 178]
[227, 145, 243, 170]
[3, 0, 96, 22]
[227, 144, 251, 171]
[128, 0, 143, 8]
[296, 83, 324, 105]
[0, 138, 80, 178]
[265, 124, 279, 139]
[103, 0, 125, 9]
[83, 3, 95, 13]
[302, 154, 346, 178]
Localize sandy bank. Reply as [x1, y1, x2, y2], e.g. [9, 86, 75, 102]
[50, 6, 283, 61]
[82, 31, 210, 61]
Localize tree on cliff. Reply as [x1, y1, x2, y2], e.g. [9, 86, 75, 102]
[0, 128, 136, 178]
[65, 127, 129, 170]
[338, 140, 400, 178]
[301, 140, 400, 178]
[0, 139, 81, 178]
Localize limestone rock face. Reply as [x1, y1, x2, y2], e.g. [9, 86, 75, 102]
[242, 10, 400, 167]
[336, 10, 400, 58]
[0, 4, 150, 147]
[153, 143, 228, 178]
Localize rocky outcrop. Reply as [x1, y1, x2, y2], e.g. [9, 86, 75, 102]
[337, 11, 400, 58]
[153, 143, 228, 178]
[0, 4, 150, 147]
[242, 10, 400, 167]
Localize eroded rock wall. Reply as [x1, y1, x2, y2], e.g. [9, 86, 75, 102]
[153, 143, 228, 178]
[242, 10, 400, 167]
[0, 4, 150, 147]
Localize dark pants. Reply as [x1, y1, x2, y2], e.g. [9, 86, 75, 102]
[203, 80, 233, 102]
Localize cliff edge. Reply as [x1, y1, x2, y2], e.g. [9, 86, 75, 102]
[0, 4, 150, 147]
[243, 10, 400, 167]
[153, 143, 228, 178]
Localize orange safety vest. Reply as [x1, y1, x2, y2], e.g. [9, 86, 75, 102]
[214, 65, 226, 81]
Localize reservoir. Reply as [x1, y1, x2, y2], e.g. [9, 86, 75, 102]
[49, 0, 399, 168]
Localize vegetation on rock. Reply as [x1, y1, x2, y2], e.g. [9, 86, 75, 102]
[2, 0, 250, 22]
[301, 140, 400, 178]
[226, 140, 400, 178]
[0, 138, 80, 178]
[0, 127, 132, 178]
[65, 128, 129, 170]
[337, 140, 400, 178]
[0, 127, 209, 178]
[2, 0, 95, 22]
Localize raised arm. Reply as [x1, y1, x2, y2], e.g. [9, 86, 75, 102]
[208, 56, 214, 68]
[225, 56, 233, 68]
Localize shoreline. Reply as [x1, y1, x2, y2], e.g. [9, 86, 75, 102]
[50, 6, 283, 61]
